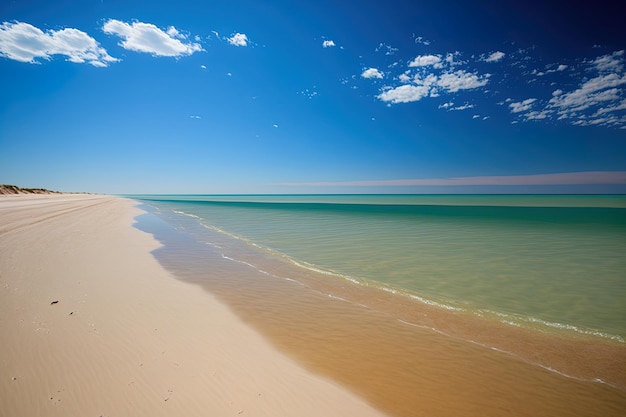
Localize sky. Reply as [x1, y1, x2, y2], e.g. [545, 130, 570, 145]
[1, 0, 625, 194]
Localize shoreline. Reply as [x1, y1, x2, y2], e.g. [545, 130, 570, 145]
[137, 199, 626, 417]
[0, 195, 385, 417]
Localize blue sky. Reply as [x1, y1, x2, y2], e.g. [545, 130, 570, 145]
[1, 0, 625, 194]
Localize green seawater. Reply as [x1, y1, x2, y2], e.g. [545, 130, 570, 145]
[132, 195, 626, 341]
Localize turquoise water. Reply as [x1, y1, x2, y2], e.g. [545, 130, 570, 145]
[132, 194, 626, 342]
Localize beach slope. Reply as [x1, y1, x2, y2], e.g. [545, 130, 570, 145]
[0, 194, 385, 417]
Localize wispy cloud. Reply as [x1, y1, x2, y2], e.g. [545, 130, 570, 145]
[594, 99, 626, 116]
[322, 39, 335, 48]
[279, 172, 626, 187]
[0, 21, 117, 66]
[102, 19, 202, 57]
[451, 103, 474, 111]
[592, 50, 624, 73]
[550, 80, 623, 113]
[505, 50, 626, 128]
[484, 51, 505, 62]
[532, 63, 569, 76]
[439, 101, 474, 111]
[361, 67, 384, 79]
[376, 43, 398, 55]
[227, 33, 248, 46]
[298, 87, 318, 99]
[509, 98, 537, 113]
[412, 35, 431, 46]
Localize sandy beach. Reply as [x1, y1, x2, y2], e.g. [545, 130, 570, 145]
[0, 194, 385, 417]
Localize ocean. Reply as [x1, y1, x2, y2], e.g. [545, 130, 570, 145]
[130, 194, 626, 416]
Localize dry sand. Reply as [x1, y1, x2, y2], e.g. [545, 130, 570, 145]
[0, 194, 386, 417]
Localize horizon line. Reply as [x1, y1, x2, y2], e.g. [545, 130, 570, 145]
[275, 171, 626, 187]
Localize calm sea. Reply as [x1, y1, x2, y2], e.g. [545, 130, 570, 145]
[132, 194, 626, 343]
[129, 194, 626, 415]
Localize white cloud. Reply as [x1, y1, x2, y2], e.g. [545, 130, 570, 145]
[413, 35, 431, 45]
[485, 51, 505, 62]
[166, 26, 180, 38]
[540, 64, 569, 75]
[368, 47, 625, 129]
[322, 40, 335, 48]
[398, 71, 411, 83]
[594, 99, 626, 116]
[189, 115, 201, 119]
[592, 50, 624, 73]
[200, 64, 206, 69]
[0, 21, 117, 66]
[436, 70, 489, 92]
[377, 84, 430, 103]
[549, 73, 626, 113]
[361, 67, 383, 79]
[273, 124, 279, 128]
[524, 110, 550, 120]
[506, 50, 626, 128]
[227, 32, 248, 47]
[102, 19, 202, 57]
[413, 73, 438, 88]
[374, 54, 490, 105]
[443, 52, 464, 67]
[451, 103, 475, 111]
[408, 54, 442, 68]
[573, 117, 609, 126]
[509, 98, 537, 113]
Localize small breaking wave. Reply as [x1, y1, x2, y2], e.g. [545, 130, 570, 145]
[172, 210, 201, 220]
[480, 309, 625, 343]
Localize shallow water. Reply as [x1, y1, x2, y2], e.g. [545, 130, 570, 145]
[131, 195, 626, 416]
[133, 194, 626, 340]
